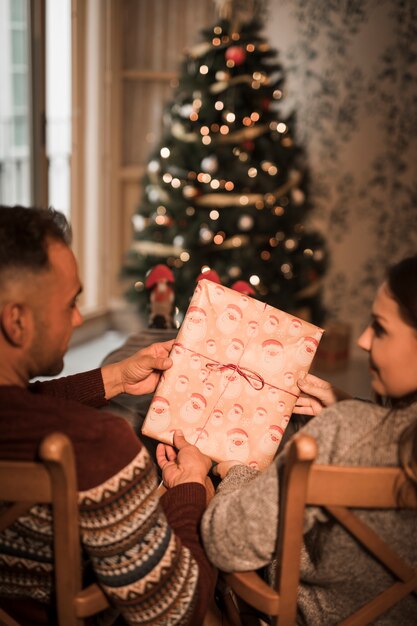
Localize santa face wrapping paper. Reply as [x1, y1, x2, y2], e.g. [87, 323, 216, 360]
[142, 279, 324, 470]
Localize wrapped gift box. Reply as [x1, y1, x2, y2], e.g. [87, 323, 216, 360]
[142, 279, 323, 469]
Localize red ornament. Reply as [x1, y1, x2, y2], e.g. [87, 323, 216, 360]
[241, 140, 255, 152]
[225, 46, 246, 66]
[261, 98, 272, 112]
[231, 280, 255, 296]
[197, 269, 221, 284]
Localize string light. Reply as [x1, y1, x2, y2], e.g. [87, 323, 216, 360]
[285, 239, 297, 250]
[160, 147, 170, 158]
[215, 100, 224, 110]
[200, 65, 209, 74]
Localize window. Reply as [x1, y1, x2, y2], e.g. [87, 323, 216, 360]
[0, 0, 31, 205]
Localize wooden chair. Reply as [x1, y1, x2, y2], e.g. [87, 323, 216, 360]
[221, 433, 417, 626]
[0, 432, 226, 626]
[0, 432, 110, 626]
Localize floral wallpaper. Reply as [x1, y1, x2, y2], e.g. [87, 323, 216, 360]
[265, 0, 417, 352]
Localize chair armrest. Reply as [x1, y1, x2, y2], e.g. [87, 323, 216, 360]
[224, 571, 280, 615]
[74, 582, 110, 618]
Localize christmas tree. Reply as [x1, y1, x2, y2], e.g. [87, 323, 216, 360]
[124, 0, 327, 325]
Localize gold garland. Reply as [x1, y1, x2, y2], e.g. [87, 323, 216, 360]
[209, 74, 253, 94]
[171, 120, 269, 144]
[171, 121, 199, 143]
[132, 241, 183, 257]
[195, 171, 301, 207]
[215, 123, 269, 143]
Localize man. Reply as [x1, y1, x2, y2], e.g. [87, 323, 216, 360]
[0, 205, 215, 625]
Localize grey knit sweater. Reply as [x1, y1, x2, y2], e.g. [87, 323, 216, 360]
[201, 399, 417, 625]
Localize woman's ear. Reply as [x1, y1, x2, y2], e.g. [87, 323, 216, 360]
[0, 302, 31, 347]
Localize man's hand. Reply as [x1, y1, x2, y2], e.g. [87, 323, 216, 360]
[156, 430, 212, 488]
[293, 373, 351, 416]
[101, 340, 174, 400]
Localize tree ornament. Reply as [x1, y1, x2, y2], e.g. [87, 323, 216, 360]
[225, 45, 246, 66]
[238, 214, 254, 231]
[261, 97, 271, 112]
[241, 140, 255, 151]
[197, 269, 221, 284]
[145, 265, 176, 329]
[231, 280, 255, 296]
[183, 185, 199, 199]
[179, 103, 194, 118]
[201, 155, 218, 173]
[131, 214, 146, 232]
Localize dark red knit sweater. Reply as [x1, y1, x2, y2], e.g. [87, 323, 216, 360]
[0, 370, 215, 625]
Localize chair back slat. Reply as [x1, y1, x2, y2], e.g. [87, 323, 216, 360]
[307, 465, 410, 508]
[0, 462, 51, 502]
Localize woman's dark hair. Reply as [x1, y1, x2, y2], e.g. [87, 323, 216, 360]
[0, 205, 71, 277]
[386, 254, 417, 502]
[387, 255, 417, 331]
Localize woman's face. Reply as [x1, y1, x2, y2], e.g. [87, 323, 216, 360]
[357, 282, 417, 398]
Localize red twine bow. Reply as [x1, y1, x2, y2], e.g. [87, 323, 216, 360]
[206, 361, 264, 390]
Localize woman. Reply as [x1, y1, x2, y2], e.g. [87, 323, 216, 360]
[201, 254, 417, 625]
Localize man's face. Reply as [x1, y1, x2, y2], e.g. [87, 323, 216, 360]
[29, 241, 83, 377]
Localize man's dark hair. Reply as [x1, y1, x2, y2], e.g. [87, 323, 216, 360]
[0, 205, 71, 274]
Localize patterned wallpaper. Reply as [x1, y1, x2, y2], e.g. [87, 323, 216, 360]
[265, 0, 417, 353]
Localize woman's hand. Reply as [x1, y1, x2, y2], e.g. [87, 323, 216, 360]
[212, 460, 245, 480]
[294, 373, 351, 416]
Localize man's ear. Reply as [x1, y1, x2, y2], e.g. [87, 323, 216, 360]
[0, 302, 31, 347]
